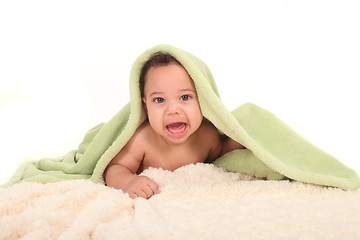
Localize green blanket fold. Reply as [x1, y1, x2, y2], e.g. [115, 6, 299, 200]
[3, 44, 360, 191]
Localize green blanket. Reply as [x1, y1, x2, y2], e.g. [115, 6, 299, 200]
[3, 44, 360, 190]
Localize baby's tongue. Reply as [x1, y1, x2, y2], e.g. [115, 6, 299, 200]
[167, 122, 186, 133]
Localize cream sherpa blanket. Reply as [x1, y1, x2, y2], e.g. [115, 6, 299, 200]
[1, 164, 359, 240]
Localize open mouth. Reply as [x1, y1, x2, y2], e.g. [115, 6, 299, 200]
[166, 122, 188, 138]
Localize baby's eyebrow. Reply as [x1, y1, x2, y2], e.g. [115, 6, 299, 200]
[149, 91, 164, 97]
[179, 88, 195, 92]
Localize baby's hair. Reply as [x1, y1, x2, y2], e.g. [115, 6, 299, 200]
[140, 52, 181, 97]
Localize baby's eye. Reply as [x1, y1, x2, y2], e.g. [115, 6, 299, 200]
[180, 95, 191, 101]
[153, 97, 165, 103]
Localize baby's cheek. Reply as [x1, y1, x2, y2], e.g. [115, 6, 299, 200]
[147, 111, 163, 128]
[191, 107, 203, 124]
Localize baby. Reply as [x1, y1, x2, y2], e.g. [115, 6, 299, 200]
[105, 52, 243, 199]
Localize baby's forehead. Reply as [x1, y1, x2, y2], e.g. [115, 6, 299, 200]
[144, 64, 197, 95]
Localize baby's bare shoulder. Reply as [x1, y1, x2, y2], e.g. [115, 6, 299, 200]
[198, 120, 219, 137]
[195, 121, 221, 146]
[196, 120, 222, 161]
[128, 121, 152, 146]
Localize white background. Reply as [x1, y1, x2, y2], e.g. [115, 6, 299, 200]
[1, 0, 359, 184]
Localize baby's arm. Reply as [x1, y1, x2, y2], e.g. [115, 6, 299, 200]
[104, 134, 160, 199]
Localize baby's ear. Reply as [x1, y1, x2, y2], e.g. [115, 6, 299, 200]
[142, 97, 148, 114]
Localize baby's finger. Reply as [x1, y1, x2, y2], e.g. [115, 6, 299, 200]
[135, 189, 148, 199]
[129, 192, 138, 199]
[141, 185, 156, 199]
[149, 181, 160, 194]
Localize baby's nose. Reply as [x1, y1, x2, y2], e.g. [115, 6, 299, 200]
[167, 102, 181, 115]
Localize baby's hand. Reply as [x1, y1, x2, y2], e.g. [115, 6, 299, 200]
[123, 175, 160, 199]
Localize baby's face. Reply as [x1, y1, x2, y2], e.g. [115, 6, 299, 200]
[142, 62, 203, 145]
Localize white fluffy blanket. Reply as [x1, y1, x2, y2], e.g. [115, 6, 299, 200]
[1, 164, 359, 240]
